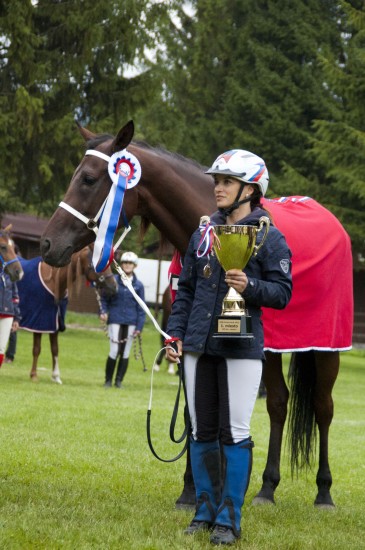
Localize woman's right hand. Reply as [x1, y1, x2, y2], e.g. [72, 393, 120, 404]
[99, 313, 108, 323]
[165, 339, 182, 363]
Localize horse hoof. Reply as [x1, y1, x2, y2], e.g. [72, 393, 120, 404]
[30, 374, 38, 382]
[315, 503, 335, 510]
[175, 501, 195, 511]
[175, 490, 196, 511]
[52, 376, 63, 384]
[251, 496, 275, 506]
[153, 365, 160, 372]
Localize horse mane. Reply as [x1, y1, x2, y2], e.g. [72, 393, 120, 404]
[133, 140, 207, 172]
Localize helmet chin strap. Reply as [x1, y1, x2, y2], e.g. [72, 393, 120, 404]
[219, 182, 251, 218]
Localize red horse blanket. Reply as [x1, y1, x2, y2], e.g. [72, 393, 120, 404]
[169, 197, 353, 352]
[261, 197, 353, 351]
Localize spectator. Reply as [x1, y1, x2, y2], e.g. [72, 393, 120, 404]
[0, 273, 21, 368]
[99, 252, 146, 388]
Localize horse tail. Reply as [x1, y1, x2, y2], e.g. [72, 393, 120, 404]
[287, 350, 317, 475]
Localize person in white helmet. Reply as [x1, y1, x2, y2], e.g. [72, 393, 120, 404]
[166, 150, 292, 545]
[99, 251, 145, 388]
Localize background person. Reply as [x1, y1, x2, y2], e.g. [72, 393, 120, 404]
[0, 273, 21, 368]
[99, 251, 146, 388]
[166, 149, 292, 545]
[4, 331, 17, 363]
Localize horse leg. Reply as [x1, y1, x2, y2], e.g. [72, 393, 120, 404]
[175, 407, 196, 510]
[49, 332, 62, 384]
[252, 351, 289, 505]
[313, 351, 339, 508]
[30, 333, 41, 381]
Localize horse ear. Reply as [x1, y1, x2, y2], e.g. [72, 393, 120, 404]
[75, 119, 97, 142]
[111, 120, 134, 152]
[4, 224, 12, 232]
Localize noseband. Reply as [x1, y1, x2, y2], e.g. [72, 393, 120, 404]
[0, 232, 20, 274]
[59, 150, 112, 234]
[0, 254, 19, 273]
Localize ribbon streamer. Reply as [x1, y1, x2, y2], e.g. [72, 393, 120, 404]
[92, 172, 127, 272]
[197, 222, 217, 258]
[92, 150, 141, 272]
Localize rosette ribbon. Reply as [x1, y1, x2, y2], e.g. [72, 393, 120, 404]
[92, 150, 141, 272]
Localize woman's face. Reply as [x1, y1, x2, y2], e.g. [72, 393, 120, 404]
[214, 175, 245, 209]
[121, 261, 135, 275]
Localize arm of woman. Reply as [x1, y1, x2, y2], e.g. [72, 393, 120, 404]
[242, 229, 292, 310]
[165, 234, 198, 357]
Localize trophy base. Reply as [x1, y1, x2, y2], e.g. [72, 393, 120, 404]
[213, 315, 254, 339]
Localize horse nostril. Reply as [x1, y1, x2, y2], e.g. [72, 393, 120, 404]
[40, 238, 51, 255]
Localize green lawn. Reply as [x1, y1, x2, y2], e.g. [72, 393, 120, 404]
[1, 314, 364, 549]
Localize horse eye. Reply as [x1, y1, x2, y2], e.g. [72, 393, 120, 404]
[83, 174, 97, 186]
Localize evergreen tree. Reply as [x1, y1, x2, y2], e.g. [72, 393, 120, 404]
[0, 0, 173, 216]
[148, 1, 343, 179]
[311, 0, 365, 256]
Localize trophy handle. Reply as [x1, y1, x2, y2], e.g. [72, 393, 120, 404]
[253, 216, 270, 256]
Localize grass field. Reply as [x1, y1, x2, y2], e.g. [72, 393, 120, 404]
[1, 312, 364, 549]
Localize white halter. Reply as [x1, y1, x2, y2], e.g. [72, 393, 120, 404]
[58, 148, 169, 342]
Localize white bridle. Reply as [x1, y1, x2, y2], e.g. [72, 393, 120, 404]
[59, 149, 131, 248]
[59, 148, 170, 345]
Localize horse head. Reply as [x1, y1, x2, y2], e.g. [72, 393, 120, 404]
[0, 229, 24, 282]
[41, 121, 136, 267]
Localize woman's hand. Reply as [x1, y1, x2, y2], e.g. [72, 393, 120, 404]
[99, 313, 108, 323]
[225, 269, 248, 294]
[11, 321, 19, 332]
[133, 330, 141, 338]
[165, 339, 182, 363]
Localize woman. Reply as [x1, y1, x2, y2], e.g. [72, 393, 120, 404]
[0, 272, 21, 368]
[99, 251, 145, 388]
[166, 149, 292, 545]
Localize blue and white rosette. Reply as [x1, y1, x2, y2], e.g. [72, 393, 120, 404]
[92, 149, 141, 272]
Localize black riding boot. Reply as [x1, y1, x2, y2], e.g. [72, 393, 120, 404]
[115, 358, 129, 388]
[104, 356, 116, 388]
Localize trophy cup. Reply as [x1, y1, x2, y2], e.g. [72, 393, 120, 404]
[212, 216, 270, 339]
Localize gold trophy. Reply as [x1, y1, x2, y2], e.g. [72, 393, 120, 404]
[212, 216, 270, 338]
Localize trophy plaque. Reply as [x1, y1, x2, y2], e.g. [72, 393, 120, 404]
[212, 216, 270, 339]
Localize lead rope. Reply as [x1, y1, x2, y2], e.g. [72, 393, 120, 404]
[134, 334, 147, 372]
[112, 260, 189, 462]
[95, 262, 188, 462]
[146, 346, 190, 462]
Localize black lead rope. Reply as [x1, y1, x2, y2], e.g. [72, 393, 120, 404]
[147, 356, 190, 463]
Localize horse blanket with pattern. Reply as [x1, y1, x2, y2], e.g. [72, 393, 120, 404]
[17, 257, 68, 333]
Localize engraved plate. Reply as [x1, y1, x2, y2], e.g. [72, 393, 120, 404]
[217, 319, 241, 333]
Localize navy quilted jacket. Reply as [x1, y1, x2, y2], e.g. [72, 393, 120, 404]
[0, 273, 21, 322]
[166, 207, 292, 360]
[99, 273, 146, 332]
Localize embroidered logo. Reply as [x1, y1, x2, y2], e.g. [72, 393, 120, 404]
[280, 259, 290, 273]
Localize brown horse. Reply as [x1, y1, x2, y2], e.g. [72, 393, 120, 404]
[18, 245, 117, 384]
[41, 120, 353, 508]
[0, 227, 24, 282]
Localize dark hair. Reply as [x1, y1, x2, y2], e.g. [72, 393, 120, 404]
[250, 185, 273, 222]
